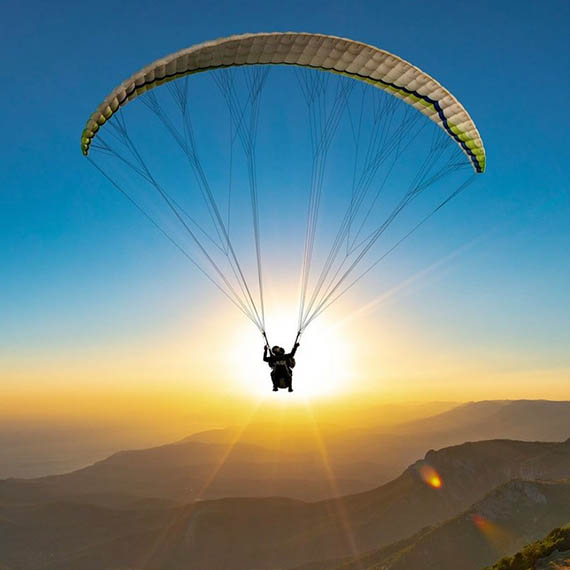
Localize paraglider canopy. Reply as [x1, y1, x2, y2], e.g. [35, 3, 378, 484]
[81, 32, 485, 173]
[81, 32, 485, 346]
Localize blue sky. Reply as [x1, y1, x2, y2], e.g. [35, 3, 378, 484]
[1, 0, 569, 397]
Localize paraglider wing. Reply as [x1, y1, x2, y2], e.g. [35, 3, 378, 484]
[81, 32, 485, 173]
[81, 32, 487, 347]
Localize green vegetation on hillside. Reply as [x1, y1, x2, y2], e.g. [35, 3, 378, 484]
[484, 524, 570, 570]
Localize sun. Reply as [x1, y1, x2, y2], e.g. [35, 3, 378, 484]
[228, 308, 354, 401]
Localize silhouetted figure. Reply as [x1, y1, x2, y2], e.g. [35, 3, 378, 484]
[263, 343, 299, 392]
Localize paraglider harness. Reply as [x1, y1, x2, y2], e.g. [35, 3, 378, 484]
[272, 355, 295, 388]
[263, 332, 300, 390]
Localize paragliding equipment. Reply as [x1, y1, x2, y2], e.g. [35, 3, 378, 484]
[81, 33, 485, 364]
[263, 342, 299, 392]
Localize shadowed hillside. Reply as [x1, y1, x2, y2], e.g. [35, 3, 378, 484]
[2, 439, 570, 569]
[308, 480, 570, 570]
[0, 438, 392, 505]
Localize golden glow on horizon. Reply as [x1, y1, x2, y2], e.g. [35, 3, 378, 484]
[3, 276, 570, 418]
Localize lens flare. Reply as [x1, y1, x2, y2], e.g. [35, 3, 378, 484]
[471, 513, 488, 529]
[471, 513, 512, 551]
[419, 464, 443, 489]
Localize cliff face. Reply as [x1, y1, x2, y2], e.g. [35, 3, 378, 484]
[384, 481, 570, 570]
[416, 439, 570, 505]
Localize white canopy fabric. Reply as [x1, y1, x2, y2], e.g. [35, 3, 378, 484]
[81, 32, 485, 172]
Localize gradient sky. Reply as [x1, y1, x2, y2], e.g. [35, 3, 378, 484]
[1, 0, 569, 428]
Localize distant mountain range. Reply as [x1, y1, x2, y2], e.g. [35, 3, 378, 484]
[2, 400, 570, 569]
[183, 399, 570, 498]
[185, 400, 570, 450]
[3, 400, 570, 507]
[392, 399, 570, 442]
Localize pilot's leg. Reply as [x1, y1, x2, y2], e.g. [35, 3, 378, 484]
[288, 375, 293, 393]
[271, 371, 279, 391]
